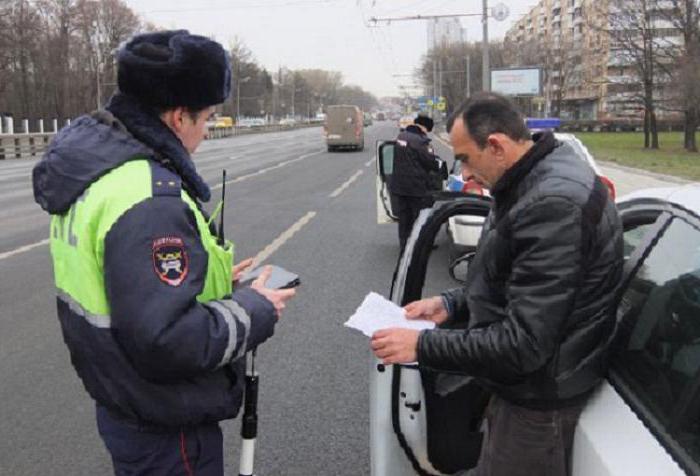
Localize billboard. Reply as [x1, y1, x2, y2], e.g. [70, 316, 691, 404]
[490, 68, 541, 96]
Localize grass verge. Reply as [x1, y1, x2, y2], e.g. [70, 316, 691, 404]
[575, 132, 700, 181]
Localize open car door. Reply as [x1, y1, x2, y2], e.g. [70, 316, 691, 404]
[376, 140, 399, 224]
[370, 194, 492, 476]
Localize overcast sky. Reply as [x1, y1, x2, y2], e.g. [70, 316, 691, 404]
[123, 0, 537, 98]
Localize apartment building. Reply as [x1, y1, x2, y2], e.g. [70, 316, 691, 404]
[504, 0, 683, 122]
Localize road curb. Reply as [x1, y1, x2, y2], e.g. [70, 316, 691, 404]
[597, 160, 693, 184]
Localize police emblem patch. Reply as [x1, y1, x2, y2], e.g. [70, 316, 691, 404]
[152, 237, 189, 286]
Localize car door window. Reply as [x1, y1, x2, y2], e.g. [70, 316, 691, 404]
[380, 143, 394, 176]
[614, 216, 700, 465]
[623, 223, 655, 260]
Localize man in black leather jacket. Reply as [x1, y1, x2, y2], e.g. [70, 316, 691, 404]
[371, 93, 623, 476]
[390, 115, 445, 250]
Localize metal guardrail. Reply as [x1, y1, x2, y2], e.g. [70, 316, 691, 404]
[0, 122, 322, 160]
[206, 122, 320, 139]
[0, 134, 54, 160]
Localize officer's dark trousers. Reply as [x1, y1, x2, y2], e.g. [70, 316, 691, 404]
[472, 395, 584, 476]
[97, 405, 223, 476]
[397, 195, 433, 251]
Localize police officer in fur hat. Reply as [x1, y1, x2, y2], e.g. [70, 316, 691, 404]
[389, 114, 446, 251]
[33, 30, 296, 475]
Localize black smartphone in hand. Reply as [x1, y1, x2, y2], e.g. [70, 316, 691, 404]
[238, 265, 300, 290]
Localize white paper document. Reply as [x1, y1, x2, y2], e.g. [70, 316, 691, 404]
[344, 292, 435, 337]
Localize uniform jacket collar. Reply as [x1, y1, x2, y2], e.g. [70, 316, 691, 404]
[106, 93, 211, 202]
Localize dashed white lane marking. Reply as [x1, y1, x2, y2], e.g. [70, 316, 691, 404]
[329, 169, 364, 198]
[1, 150, 324, 263]
[211, 149, 324, 191]
[253, 211, 317, 266]
[0, 238, 49, 262]
[364, 158, 374, 167]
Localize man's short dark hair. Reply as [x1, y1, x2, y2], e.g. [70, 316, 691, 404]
[446, 92, 531, 148]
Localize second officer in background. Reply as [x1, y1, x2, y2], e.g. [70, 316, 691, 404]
[390, 115, 446, 251]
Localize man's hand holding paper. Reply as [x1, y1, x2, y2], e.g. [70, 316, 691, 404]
[345, 292, 441, 365]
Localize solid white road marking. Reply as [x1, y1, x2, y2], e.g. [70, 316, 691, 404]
[329, 169, 364, 198]
[0, 238, 49, 262]
[211, 149, 324, 191]
[253, 211, 317, 266]
[364, 158, 374, 167]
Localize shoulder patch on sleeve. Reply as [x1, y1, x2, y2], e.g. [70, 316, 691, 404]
[152, 236, 189, 286]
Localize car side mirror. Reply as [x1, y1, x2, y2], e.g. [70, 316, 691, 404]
[449, 251, 476, 284]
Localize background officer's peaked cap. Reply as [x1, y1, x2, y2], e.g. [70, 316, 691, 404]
[117, 30, 231, 111]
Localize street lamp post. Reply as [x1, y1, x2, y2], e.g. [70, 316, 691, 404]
[236, 76, 251, 125]
[483, 0, 490, 92]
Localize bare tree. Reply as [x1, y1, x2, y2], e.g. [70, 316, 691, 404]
[8, 1, 41, 119]
[655, 0, 700, 151]
[417, 41, 506, 115]
[0, 1, 13, 100]
[597, 0, 675, 149]
[36, 0, 78, 119]
[296, 69, 343, 113]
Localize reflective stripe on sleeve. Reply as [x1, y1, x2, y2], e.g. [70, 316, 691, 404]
[208, 300, 251, 365]
[57, 290, 111, 328]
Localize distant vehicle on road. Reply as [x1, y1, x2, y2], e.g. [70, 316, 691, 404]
[206, 116, 233, 129]
[324, 105, 364, 152]
[376, 112, 386, 121]
[237, 117, 266, 128]
[215, 116, 233, 128]
[364, 113, 373, 127]
[278, 117, 296, 126]
[398, 115, 413, 130]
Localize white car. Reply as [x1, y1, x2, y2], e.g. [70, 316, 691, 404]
[443, 133, 616, 251]
[376, 133, 616, 270]
[369, 183, 700, 475]
[237, 117, 266, 128]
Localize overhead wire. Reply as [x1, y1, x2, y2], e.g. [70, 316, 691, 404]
[143, 0, 345, 14]
[356, 0, 404, 94]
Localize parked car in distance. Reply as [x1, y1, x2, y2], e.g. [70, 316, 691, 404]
[278, 117, 296, 126]
[205, 115, 232, 129]
[324, 105, 364, 152]
[215, 116, 234, 128]
[398, 115, 414, 130]
[237, 117, 266, 128]
[364, 113, 373, 127]
[370, 183, 700, 476]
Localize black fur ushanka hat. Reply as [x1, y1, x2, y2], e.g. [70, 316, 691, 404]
[414, 115, 434, 132]
[117, 30, 231, 111]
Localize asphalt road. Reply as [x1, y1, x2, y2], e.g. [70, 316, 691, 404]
[0, 123, 684, 475]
